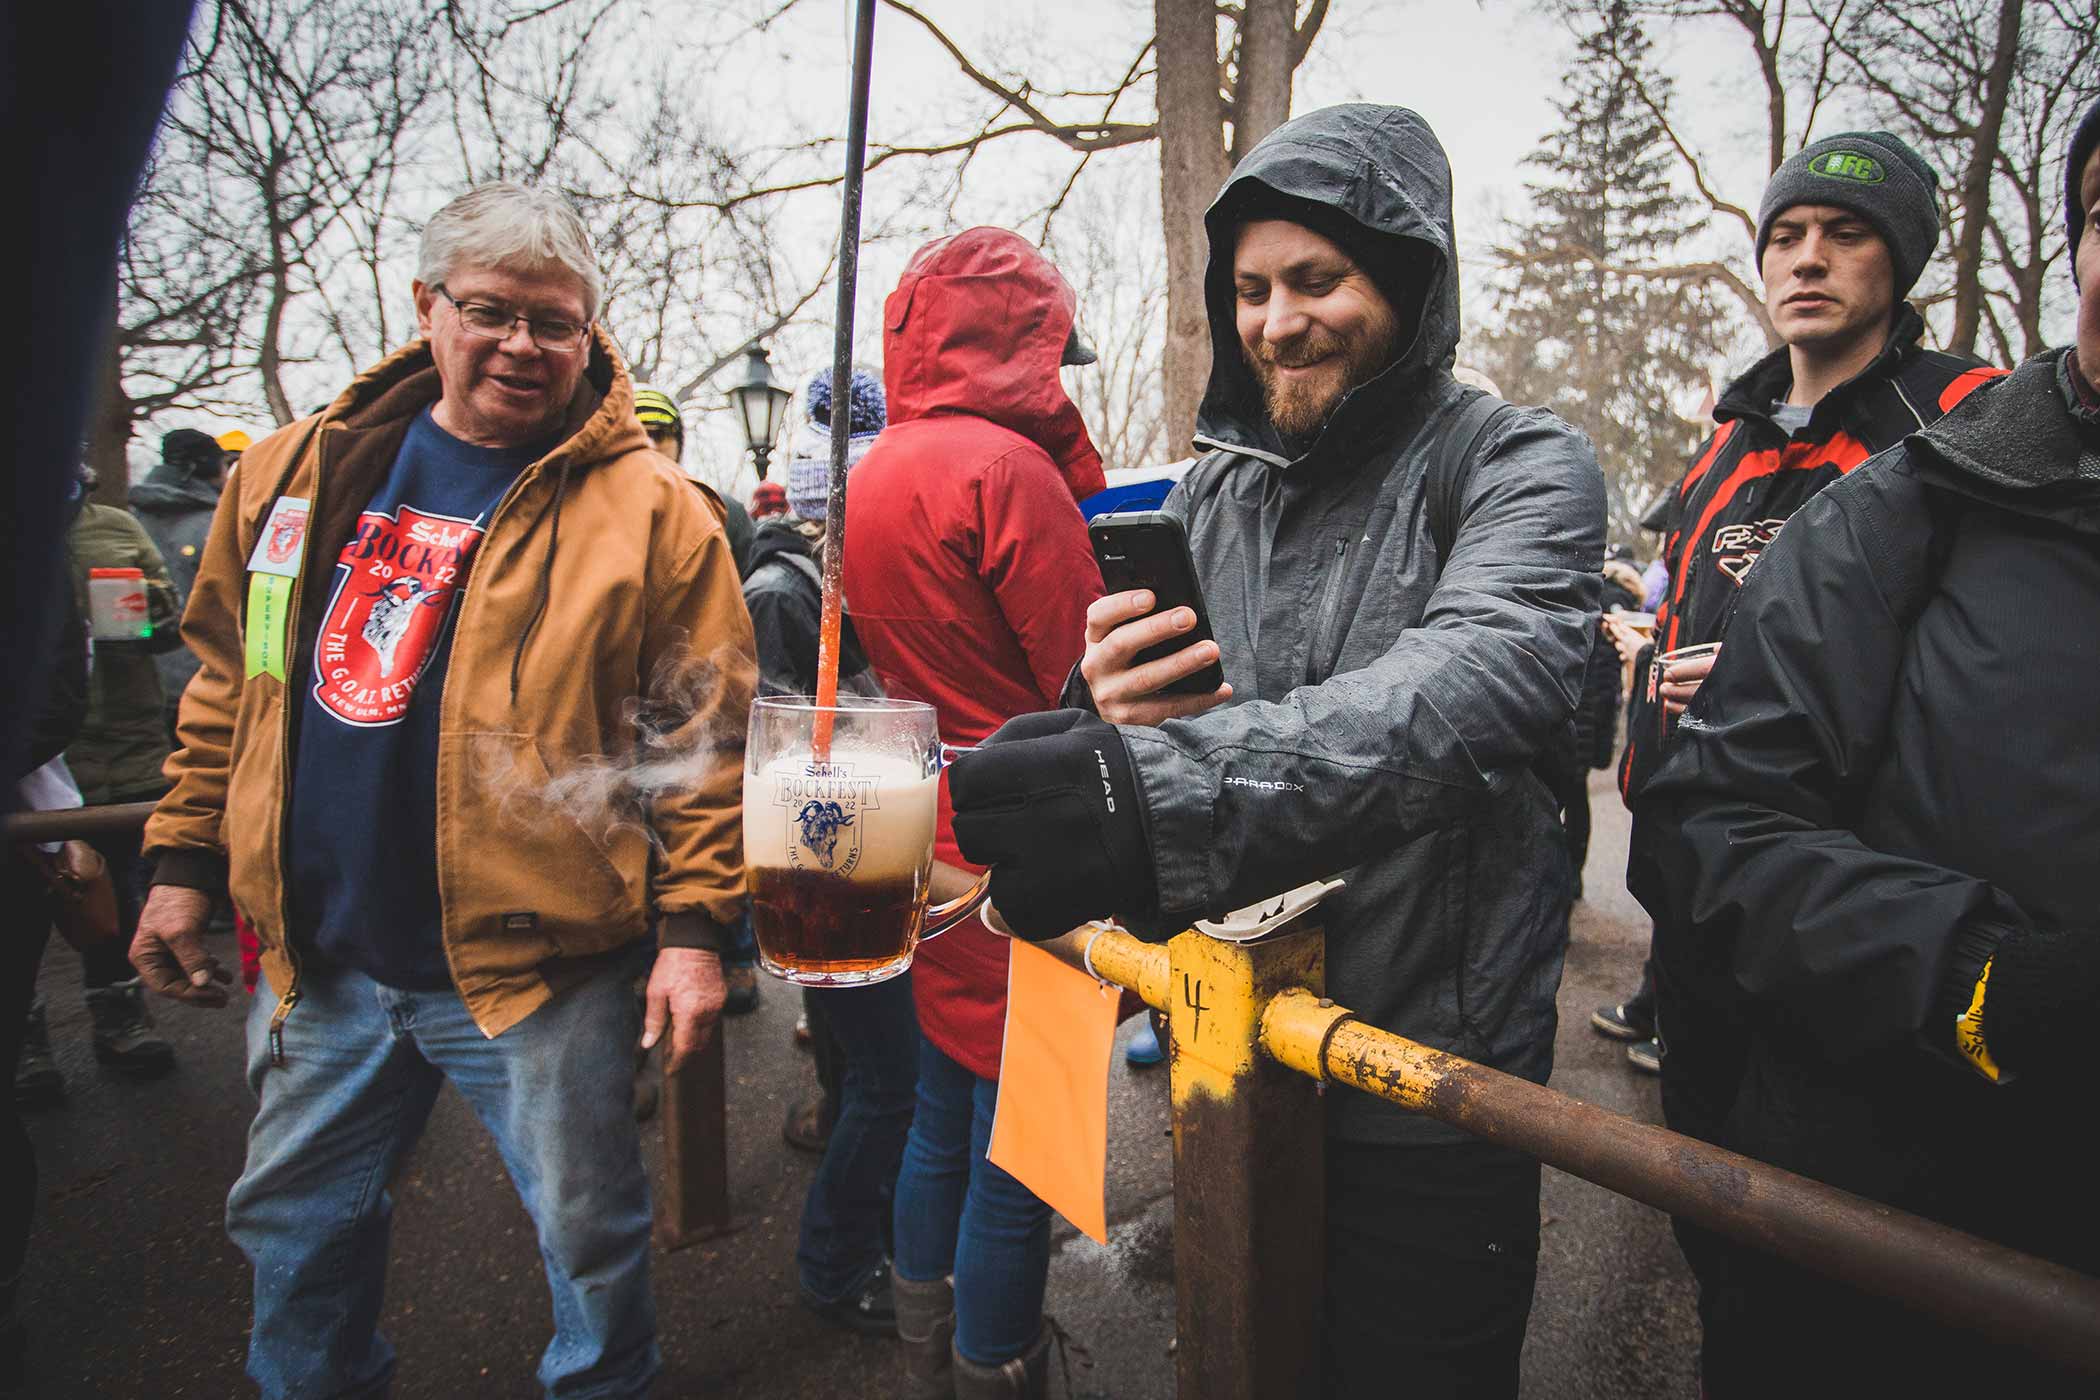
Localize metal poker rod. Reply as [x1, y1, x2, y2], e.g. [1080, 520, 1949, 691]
[811, 0, 877, 758]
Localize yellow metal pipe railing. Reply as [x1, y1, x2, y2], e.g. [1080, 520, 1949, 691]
[1038, 920, 2100, 1383]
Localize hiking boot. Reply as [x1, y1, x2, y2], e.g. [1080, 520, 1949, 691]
[84, 979, 176, 1079]
[782, 1091, 834, 1154]
[1590, 999, 1655, 1042]
[1625, 1037, 1663, 1074]
[723, 963, 761, 1016]
[894, 1272, 954, 1400]
[953, 1323, 1053, 1400]
[800, 1259, 897, 1338]
[13, 995, 64, 1107]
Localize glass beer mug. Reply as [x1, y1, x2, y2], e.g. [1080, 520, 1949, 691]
[743, 696, 992, 986]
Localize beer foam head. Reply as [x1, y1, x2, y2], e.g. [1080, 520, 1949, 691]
[745, 747, 936, 881]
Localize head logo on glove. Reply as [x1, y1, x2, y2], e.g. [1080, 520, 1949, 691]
[1095, 749, 1117, 814]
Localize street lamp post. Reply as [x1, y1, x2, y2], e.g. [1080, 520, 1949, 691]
[727, 345, 795, 480]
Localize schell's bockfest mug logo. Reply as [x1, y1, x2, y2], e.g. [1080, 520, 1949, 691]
[775, 761, 883, 875]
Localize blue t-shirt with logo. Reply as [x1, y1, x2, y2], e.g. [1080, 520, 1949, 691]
[287, 408, 542, 990]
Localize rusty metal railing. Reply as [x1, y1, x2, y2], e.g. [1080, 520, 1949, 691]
[1032, 915, 2100, 1397]
[3, 800, 158, 843]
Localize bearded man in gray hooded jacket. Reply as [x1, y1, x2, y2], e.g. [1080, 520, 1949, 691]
[951, 105, 1605, 1397]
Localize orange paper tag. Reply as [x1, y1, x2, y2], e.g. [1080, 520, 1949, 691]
[987, 936, 1120, 1244]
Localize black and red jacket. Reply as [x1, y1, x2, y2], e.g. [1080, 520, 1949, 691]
[1620, 305, 2000, 802]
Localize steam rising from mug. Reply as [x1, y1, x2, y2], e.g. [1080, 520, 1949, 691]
[474, 631, 755, 860]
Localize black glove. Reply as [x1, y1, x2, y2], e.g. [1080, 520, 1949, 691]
[1983, 927, 2100, 1078]
[949, 709, 1157, 940]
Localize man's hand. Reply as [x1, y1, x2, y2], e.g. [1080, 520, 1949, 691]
[1660, 646, 1721, 717]
[642, 946, 725, 1073]
[1080, 590, 1233, 726]
[950, 710, 1157, 939]
[131, 884, 230, 1007]
[1601, 614, 1646, 666]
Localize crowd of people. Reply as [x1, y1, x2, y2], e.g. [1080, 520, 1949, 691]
[4, 86, 2096, 1400]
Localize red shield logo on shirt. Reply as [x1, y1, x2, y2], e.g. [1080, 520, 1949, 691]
[311, 507, 484, 727]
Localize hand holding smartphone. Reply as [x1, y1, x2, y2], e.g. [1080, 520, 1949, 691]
[1084, 512, 1233, 723]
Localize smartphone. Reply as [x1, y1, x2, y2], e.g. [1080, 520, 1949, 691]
[1088, 511, 1226, 696]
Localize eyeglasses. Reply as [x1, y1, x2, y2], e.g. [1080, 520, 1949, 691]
[434, 285, 590, 353]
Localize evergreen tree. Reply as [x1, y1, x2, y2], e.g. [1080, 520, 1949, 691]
[1477, 0, 1737, 547]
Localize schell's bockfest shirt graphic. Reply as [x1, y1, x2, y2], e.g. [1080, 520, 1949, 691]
[288, 406, 541, 991]
[312, 506, 484, 726]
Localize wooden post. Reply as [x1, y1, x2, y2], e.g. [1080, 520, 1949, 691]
[1166, 918, 1327, 1398]
[655, 1025, 732, 1248]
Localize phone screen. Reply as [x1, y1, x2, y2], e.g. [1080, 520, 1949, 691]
[1088, 512, 1225, 696]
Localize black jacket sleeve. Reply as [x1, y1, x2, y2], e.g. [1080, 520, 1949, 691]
[1628, 464, 2027, 1067]
[22, 584, 89, 775]
[1581, 627, 1621, 771]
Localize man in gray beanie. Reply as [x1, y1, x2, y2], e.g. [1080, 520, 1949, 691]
[1755, 130, 1944, 301]
[1596, 129, 2005, 1080]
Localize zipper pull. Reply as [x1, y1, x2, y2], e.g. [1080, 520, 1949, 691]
[268, 985, 301, 1068]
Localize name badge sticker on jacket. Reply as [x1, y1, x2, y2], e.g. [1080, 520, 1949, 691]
[247, 496, 311, 578]
[244, 496, 309, 681]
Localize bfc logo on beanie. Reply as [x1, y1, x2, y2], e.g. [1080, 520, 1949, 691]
[1808, 150, 1886, 184]
[1756, 130, 1941, 298]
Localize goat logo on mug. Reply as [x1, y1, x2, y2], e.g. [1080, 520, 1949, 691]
[775, 762, 882, 876]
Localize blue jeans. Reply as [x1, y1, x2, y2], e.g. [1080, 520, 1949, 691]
[892, 1039, 1052, 1365]
[796, 970, 920, 1300]
[226, 951, 660, 1399]
[725, 905, 758, 970]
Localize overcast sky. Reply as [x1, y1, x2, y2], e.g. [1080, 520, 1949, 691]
[710, 0, 1771, 320]
[167, 1, 2075, 482]
[654, 0, 1772, 484]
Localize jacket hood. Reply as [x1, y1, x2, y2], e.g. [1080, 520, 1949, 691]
[745, 517, 815, 574]
[1196, 104, 1463, 464]
[321, 323, 647, 472]
[1909, 348, 2100, 533]
[881, 227, 1104, 500]
[1716, 304, 1927, 429]
[130, 476, 222, 513]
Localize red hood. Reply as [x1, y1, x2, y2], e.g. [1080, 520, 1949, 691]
[881, 227, 1105, 500]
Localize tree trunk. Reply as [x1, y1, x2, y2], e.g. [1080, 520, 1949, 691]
[1230, 0, 1295, 164]
[258, 162, 297, 428]
[1154, 0, 1232, 458]
[86, 283, 134, 506]
[1948, 0, 2022, 359]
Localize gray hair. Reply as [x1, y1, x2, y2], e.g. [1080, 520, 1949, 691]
[417, 182, 603, 319]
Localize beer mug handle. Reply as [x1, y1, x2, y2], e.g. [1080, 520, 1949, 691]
[922, 741, 990, 940]
[922, 868, 994, 939]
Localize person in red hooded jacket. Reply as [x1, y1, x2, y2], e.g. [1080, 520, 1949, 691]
[842, 227, 1106, 1400]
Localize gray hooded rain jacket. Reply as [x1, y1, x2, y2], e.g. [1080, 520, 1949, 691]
[1078, 105, 1606, 1144]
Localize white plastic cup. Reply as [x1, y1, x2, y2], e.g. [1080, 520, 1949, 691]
[87, 568, 150, 641]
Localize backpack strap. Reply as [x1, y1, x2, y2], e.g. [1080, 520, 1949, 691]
[1428, 389, 1513, 562]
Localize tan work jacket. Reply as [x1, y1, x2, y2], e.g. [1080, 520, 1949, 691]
[145, 331, 756, 1036]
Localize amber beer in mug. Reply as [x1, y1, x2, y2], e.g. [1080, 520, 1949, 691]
[744, 696, 990, 986]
